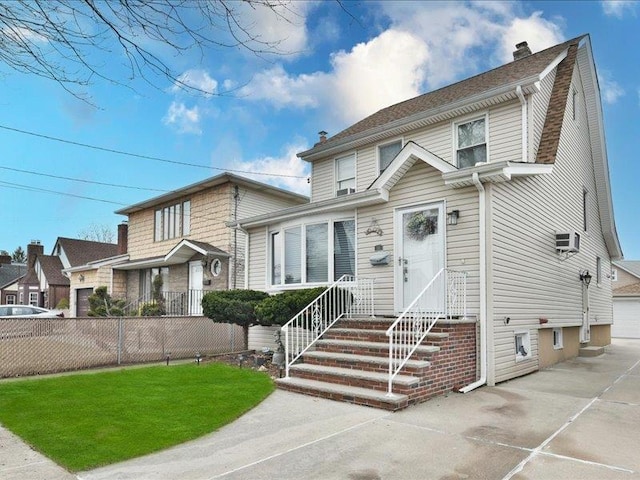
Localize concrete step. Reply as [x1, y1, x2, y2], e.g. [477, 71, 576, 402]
[579, 345, 605, 357]
[289, 363, 419, 391]
[276, 376, 408, 411]
[316, 338, 440, 359]
[325, 328, 449, 343]
[302, 350, 431, 374]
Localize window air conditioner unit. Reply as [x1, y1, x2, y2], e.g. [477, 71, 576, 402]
[336, 188, 355, 197]
[555, 231, 580, 253]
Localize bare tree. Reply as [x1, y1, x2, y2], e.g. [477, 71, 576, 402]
[78, 223, 115, 243]
[0, 0, 304, 98]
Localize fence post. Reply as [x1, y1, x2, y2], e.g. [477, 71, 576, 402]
[117, 318, 124, 365]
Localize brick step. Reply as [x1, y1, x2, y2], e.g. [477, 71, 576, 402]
[302, 350, 431, 374]
[325, 328, 449, 343]
[315, 338, 440, 359]
[335, 317, 396, 330]
[289, 363, 418, 392]
[275, 376, 408, 411]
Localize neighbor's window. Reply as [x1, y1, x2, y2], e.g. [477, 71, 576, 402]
[270, 219, 355, 285]
[456, 117, 487, 168]
[553, 328, 563, 350]
[515, 331, 531, 362]
[6, 294, 16, 305]
[154, 200, 191, 241]
[379, 140, 402, 174]
[29, 292, 38, 306]
[335, 153, 355, 193]
[596, 257, 602, 285]
[612, 268, 618, 282]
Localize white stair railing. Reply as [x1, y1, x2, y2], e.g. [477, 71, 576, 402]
[385, 269, 467, 394]
[282, 275, 374, 378]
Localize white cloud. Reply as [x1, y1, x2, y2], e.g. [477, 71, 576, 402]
[601, 1, 638, 18]
[229, 143, 311, 195]
[162, 101, 201, 134]
[240, 65, 325, 109]
[499, 12, 564, 63]
[171, 69, 217, 97]
[599, 70, 625, 104]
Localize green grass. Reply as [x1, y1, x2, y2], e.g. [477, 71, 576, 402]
[0, 363, 274, 471]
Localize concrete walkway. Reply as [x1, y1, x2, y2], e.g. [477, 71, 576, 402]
[2, 339, 639, 480]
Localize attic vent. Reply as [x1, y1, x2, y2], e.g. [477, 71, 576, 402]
[513, 41, 532, 61]
[556, 231, 580, 258]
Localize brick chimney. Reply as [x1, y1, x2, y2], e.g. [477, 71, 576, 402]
[0, 255, 11, 265]
[27, 240, 44, 268]
[318, 130, 327, 143]
[513, 41, 532, 61]
[117, 222, 128, 255]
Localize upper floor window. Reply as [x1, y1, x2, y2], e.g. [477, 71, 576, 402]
[154, 200, 191, 241]
[583, 188, 588, 232]
[596, 257, 602, 286]
[379, 140, 402, 174]
[612, 268, 618, 282]
[335, 153, 355, 195]
[456, 117, 487, 169]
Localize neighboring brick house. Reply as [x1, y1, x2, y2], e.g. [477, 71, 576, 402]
[611, 261, 640, 338]
[235, 35, 622, 409]
[66, 173, 308, 317]
[0, 254, 26, 305]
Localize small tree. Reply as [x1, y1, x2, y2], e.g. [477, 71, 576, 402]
[201, 290, 269, 347]
[87, 286, 125, 317]
[140, 274, 166, 316]
[12, 246, 26, 263]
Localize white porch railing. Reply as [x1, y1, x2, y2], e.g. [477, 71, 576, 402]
[385, 268, 467, 394]
[282, 275, 374, 378]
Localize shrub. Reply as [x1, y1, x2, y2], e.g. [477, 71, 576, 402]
[87, 286, 125, 317]
[255, 287, 327, 326]
[139, 302, 165, 316]
[201, 290, 270, 346]
[55, 297, 69, 310]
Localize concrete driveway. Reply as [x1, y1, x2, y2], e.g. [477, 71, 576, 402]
[2, 339, 639, 480]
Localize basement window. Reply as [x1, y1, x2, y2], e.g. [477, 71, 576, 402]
[515, 331, 531, 362]
[553, 328, 563, 350]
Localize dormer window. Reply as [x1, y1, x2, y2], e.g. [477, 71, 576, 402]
[378, 140, 402, 174]
[456, 117, 487, 169]
[335, 153, 355, 195]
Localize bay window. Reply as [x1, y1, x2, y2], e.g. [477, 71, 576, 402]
[269, 218, 355, 286]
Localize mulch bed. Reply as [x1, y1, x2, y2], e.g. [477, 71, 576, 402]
[205, 350, 285, 379]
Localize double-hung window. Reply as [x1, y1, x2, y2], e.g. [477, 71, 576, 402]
[270, 219, 355, 286]
[379, 140, 402, 174]
[456, 117, 487, 168]
[335, 154, 355, 194]
[154, 200, 191, 241]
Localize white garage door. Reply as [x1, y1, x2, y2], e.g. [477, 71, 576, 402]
[612, 297, 640, 338]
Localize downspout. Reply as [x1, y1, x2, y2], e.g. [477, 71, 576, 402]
[460, 172, 487, 393]
[515, 85, 528, 162]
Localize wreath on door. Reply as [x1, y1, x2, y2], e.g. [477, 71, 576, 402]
[406, 211, 437, 240]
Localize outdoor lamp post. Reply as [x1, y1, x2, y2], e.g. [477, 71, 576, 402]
[579, 270, 592, 288]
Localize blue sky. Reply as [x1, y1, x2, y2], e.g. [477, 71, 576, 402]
[0, 1, 638, 259]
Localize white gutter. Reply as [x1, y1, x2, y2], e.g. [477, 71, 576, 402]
[460, 172, 487, 393]
[515, 85, 528, 162]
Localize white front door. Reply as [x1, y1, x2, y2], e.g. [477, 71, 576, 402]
[395, 203, 445, 313]
[581, 283, 591, 343]
[188, 261, 204, 315]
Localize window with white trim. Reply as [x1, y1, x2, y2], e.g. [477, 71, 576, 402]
[456, 117, 487, 168]
[378, 140, 402, 174]
[6, 294, 16, 305]
[596, 257, 602, 285]
[612, 268, 618, 282]
[515, 331, 531, 362]
[583, 188, 588, 232]
[154, 200, 191, 241]
[269, 219, 355, 286]
[29, 292, 39, 306]
[553, 328, 563, 350]
[335, 154, 355, 194]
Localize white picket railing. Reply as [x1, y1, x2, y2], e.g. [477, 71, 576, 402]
[385, 269, 467, 394]
[282, 275, 374, 378]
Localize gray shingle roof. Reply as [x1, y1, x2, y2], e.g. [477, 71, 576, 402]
[0, 263, 26, 289]
[614, 260, 640, 279]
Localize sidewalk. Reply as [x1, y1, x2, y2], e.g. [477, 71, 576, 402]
[2, 338, 639, 479]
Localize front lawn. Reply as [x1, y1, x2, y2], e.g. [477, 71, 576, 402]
[0, 362, 274, 471]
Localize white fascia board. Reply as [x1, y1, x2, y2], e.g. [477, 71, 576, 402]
[443, 162, 553, 186]
[62, 254, 130, 273]
[112, 257, 167, 270]
[235, 189, 387, 229]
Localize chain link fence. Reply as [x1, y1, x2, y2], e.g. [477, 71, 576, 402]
[0, 316, 244, 378]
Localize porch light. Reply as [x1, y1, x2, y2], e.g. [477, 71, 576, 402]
[579, 270, 592, 288]
[201, 258, 208, 268]
[447, 210, 460, 226]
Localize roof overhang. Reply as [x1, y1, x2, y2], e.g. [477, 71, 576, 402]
[234, 189, 388, 229]
[112, 240, 229, 271]
[63, 254, 130, 274]
[443, 162, 554, 188]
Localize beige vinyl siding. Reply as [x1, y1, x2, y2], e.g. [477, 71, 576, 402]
[613, 268, 639, 290]
[357, 161, 480, 316]
[531, 69, 556, 162]
[310, 157, 334, 202]
[488, 101, 522, 163]
[489, 65, 613, 384]
[247, 226, 267, 291]
[356, 148, 376, 192]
